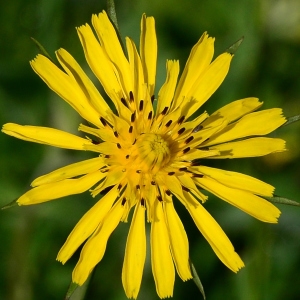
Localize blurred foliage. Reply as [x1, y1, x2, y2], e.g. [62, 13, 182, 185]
[1, 0, 300, 299]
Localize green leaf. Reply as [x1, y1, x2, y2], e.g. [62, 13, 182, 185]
[189, 259, 206, 300]
[282, 114, 300, 127]
[31, 37, 54, 62]
[1, 198, 18, 210]
[265, 195, 300, 207]
[65, 273, 92, 300]
[226, 37, 244, 55]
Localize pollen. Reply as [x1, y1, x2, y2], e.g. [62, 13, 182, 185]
[130, 133, 171, 173]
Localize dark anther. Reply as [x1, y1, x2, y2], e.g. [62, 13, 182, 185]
[148, 111, 153, 120]
[201, 146, 209, 151]
[129, 125, 133, 133]
[136, 170, 142, 173]
[126, 155, 130, 159]
[166, 190, 171, 196]
[151, 181, 156, 185]
[165, 120, 172, 127]
[139, 100, 144, 111]
[100, 117, 107, 126]
[121, 197, 127, 206]
[157, 195, 163, 202]
[161, 107, 168, 115]
[193, 174, 204, 178]
[151, 95, 155, 103]
[168, 172, 175, 176]
[136, 184, 140, 190]
[132, 139, 136, 145]
[183, 147, 190, 154]
[179, 167, 188, 171]
[105, 155, 110, 158]
[177, 127, 185, 135]
[185, 136, 194, 144]
[182, 186, 190, 192]
[178, 116, 185, 124]
[117, 184, 122, 190]
[141, 198, 145, 206]
[129, 91, 134, 102]
[193, 124, 203, 133]
[131, 112, 136, 122]
[121, 97, 128, 108]
[92, 139, 100, 144]
[114, 131, 119, 138]
[117, 143, 121, 149]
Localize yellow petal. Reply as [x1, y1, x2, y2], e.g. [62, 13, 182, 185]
[164, 199, 192, 281]
[30, 54, 102, 127]
[32, 157, 106, 187]
[183, 53, 232, 118]
[157, 60, 180, 115]
[151, 201, 175, 298]
[195, 166, 274, 196]
[76, 24, 122, 109]
[56, 49, 111, 118]
[2, 123, 92, 150]
[203, 97, 263, 126]
[72, 199, 125, 285]
[205, 108, 286, 146]
[173, 32, 214, 109]
[18, 171, 104, 205]
[195, 176, 281, 223]
[208, 137, 286, 158]
[122, 203, 146, 299]
[183, 191, 244, 272]
[92, 11, 132, 97]
[57, 185, 120, 264]
[140, 14, 157, 96]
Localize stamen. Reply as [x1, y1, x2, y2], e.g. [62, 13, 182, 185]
[183, 147, 190, 154]
[114, 131, 119, 138]
[193, 124, 203, 133]
[166, 190, 171, 196]
[141, 198, 145, 206]
[139, 100, 144, 111]
[178, 116, 185, 124]
[132, 139, 136, 145]
[126, 155, 130, 159]
[121, 197, 127, 205]
[179, 167, 188, 171]
[121, 97, 128, 108]
[193, 174, 204, 178]
[168, 172, 175, 176]
[136, 185, 140, 190]
[178, 127, 186, 135]
[105, 155, 110, 158]
[129, 91, 134, 102]
[131, 112, 136, 123]
[129, 126, 133, 133]
[182, 186, 190, 192]
[151, 181, 156, 185]
[165, 120, 172, 127]
[157, 195, 163, 202]
[117, 184, 122, 190]
[117, 143, 121, 149]
[148, 111, 153, 120]
[151, 95, 155, 103]
[161, 107, 168, 115]
[136, 170, 142, 173]
[185, 136, 194, 144]
[100, 117, 107, 126]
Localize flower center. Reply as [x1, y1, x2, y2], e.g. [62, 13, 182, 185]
[133, 133, 171, 173]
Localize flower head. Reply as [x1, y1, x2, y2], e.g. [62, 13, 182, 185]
[2, 11, 286, 299]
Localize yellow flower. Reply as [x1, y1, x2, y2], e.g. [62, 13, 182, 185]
[2, 11, 286, 299]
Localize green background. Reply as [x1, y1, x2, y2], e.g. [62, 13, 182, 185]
[1, 0, 300, 299]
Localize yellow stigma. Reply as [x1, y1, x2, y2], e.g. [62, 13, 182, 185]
[132, 133, 171, 173]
